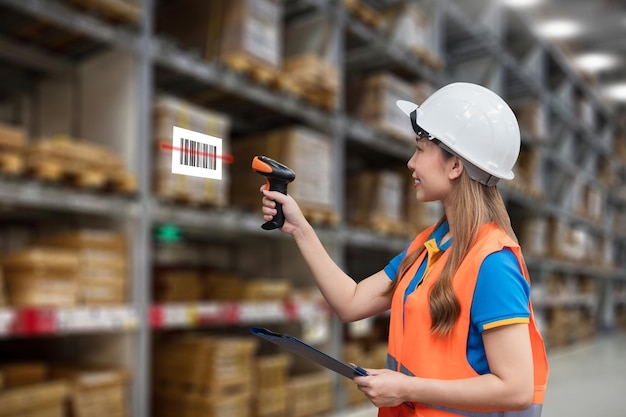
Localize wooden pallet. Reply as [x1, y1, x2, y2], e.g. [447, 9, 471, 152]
[356, 217, 414, 237]
[0, 152, 24, 176]
[69, 0, 142, 25]
[27, 159, 137, 194]
[277, 75, 337, 111]
[344, 0, 384, 30]
[223, 53, 280, 87]
[412, 46, 444, 71]
[300, 205, 340, 227]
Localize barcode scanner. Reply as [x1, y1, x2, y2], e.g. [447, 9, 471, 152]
[252, 155, 296, 230]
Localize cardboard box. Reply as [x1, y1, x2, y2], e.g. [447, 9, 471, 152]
[50, 366, 130, 417]
[0, 363, 48, 388]
[0, 122, 26, 149]
[349, 72, 416, 144]
[0, 381, 68, 417]
[4, 272, 78, 307]
[36, 231, 128, 306]
[405, 183, 444, 232]
[286, 372, 334, 417]
[156, 0, 282, 69]
[347, 170, 405, 227]
[380, 2, 430, 53]
[153, 95, 231, 207]
[154, 270, 203, 302]
[231, 127, 335, 211]
[154, 337, 258, 401]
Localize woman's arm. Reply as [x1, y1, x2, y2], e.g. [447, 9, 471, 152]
[262, 188, 392, 321]
[355, 323, 534, 410]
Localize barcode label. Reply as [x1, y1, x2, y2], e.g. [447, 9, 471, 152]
[171, 126, 222, 180]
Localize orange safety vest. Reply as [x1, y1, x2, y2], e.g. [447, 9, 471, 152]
[379, 223, 549, 417]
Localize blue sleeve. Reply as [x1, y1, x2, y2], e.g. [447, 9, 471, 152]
[471, 248, 530, 332]
[384, 244, 410, 280]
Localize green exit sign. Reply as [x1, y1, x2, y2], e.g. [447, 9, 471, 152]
[155, 224, 182, 243]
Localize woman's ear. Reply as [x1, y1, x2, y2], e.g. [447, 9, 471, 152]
[448, 157, 464, 180]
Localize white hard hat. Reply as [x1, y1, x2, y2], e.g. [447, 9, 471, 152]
[396, 82, 520, 186]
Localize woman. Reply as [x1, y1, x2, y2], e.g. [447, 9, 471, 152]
[260, 82, 548, 416]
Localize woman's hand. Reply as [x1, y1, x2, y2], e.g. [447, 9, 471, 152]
[260, 184, 307, 236]
[353, 368, 415, 408]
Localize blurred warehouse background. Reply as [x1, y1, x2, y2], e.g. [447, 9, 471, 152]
[0, 0, 625, 416]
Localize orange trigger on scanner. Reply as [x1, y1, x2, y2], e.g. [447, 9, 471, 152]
[252, 156, 273, 173]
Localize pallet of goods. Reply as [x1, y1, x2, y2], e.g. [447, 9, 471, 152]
[286, 371, 334, 417]
[280, 14, 340, 111]
[50, 365, 131, 417]
[24, 135, 136, 193]
[0, 248, 80, 307]
[156, 0, 282, 87]
[0, 363, 68, 417]
[154, 269, 204, 303]
[232, 126, 339, 226]
[405, 181, 444, 234]
[251, 354, 291, 417]
[36, 230, 128, 306]
[348, 72, 418, 145]
[153, 336, 258, 417]
[509, 146, 544, 200]
[379, 2, 443, 70]
[279, 55, 339, 111]
[0, 381, 68, 417]
[512, 99, 549, 142]
[0, 122, 26, 176]
[347, 169, 411, 236]
[153, 95, 231, 207]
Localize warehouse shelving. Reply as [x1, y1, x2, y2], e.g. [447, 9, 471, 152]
[0, 0, 625, 417]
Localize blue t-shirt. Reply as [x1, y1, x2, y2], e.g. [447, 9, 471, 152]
[384, 221, 530, 375]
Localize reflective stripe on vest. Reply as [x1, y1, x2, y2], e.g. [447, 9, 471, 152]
[381, 223, 549, 417]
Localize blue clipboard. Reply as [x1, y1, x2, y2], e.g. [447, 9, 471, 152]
[250, 327, 368, 379]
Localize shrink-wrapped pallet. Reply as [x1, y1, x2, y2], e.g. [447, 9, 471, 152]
[153, 95, 231, 207]
[231, 127, 336, 216]
[156, 0, 282, 70]
[282, 13, 340, 109]
[349, 72, 416, 144]
[379, 2, 442, 68]
[347, 170, 406, 232]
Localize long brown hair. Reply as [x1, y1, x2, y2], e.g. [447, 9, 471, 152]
[387, 149, 527, 336]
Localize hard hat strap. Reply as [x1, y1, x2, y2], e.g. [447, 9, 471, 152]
[410, 109, 435, 140]
[434, 140, 500, 187]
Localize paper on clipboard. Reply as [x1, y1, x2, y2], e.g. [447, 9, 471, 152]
[250, 327, 368, 379]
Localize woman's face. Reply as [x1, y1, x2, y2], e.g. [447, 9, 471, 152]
[407, 138, 459, 202]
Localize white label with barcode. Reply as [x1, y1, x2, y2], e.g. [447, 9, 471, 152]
[171, 126, 222, 180]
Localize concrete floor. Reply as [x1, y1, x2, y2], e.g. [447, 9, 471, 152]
[543, 333, 626, 417]
[338, 333, 626, 417]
